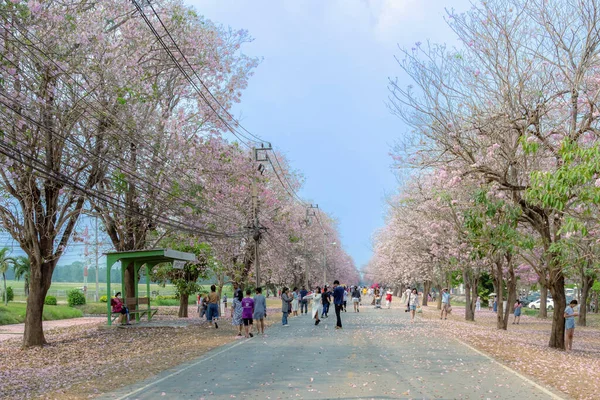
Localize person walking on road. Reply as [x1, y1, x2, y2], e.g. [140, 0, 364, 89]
[440, 288, 450, 320]
[291, 287, 299, 317]
[309, 287, 323, 325]
[475, 296, 481, 312]
[207, 285, 220, 329]
[385, 290, 393, 309]
[241, 289, 255, 338]
[333, 280, 345, 329]
[231, 289, 243, 336]
[321, 286, 331, 318]
[253, 287, 267, 335]
[343, 287, 348, 312]
[512, 300, 522, 325]
[408, 288, 419, 323]
[281, 287, 293, 326]
[564, 299, 579, 351]
[351, 286, 361, 312]
[300, 286, 308, 314]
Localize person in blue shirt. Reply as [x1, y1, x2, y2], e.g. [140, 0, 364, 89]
[299, 286, 308, 315]
[332, 280, 345, 329]
[564, 299, 579, 351]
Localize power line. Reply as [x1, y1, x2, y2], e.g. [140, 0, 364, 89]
[0, 10, 249, 224]
[0, 138, 246, 239]
[132, 1, 309, 208]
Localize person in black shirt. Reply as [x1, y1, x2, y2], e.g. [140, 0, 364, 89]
[332, 280, 345, 329]
[351, 286, 361, 312]
[321, 286, 331, 318]
[299, 286, 308, 314]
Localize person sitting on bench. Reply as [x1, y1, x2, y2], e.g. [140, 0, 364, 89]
[111, 292, 131, 325]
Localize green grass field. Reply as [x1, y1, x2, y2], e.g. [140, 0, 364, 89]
[5, 281, 236, 302]
[0, 303, 83, 325]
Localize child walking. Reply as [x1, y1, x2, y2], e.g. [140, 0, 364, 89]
[512, 300, 522, 324]
[241, 289, 255, 338]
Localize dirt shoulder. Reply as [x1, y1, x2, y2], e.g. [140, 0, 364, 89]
[0, 306, 280, 399]
[420, 305, 600, 400]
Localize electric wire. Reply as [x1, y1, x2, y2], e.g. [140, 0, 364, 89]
[0, 10, 249, 222]
[132, 1, 309, 208]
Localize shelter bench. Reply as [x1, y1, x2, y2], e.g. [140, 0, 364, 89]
[110, 297, 158, 324]
[125, 297, 159, 321]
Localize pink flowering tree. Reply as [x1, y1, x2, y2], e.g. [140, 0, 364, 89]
[388, 0, 600, 349]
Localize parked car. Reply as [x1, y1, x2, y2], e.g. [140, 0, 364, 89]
[528, 298, 554, 310]
[521, 294, 540, 307]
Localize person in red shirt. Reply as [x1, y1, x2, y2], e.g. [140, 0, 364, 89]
[385, 290, 393, 309]
[111, 292, 131, 325]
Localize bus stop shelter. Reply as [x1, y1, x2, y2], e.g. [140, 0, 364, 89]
[106, 249, 196, 326]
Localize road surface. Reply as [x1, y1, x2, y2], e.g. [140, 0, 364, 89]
[104, 306, 564, 400]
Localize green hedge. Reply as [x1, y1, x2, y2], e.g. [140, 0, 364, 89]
[99, 295, 108, 303]
[44, 296, 58, 306]
[0, 303, 82, 325]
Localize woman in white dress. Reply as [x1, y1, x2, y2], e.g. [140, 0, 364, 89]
[291, 287, 300, 316]
[307, 287, 323, 326]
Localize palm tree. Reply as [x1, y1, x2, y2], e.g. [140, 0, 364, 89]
[0, 247, 16, 305]
[13, 256, 30, 297]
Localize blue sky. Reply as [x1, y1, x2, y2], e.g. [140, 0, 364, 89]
[191, 0, 471, 269]
[1, 0, 470, 270]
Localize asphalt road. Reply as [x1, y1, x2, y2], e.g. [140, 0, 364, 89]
[104, 305, 564, 400]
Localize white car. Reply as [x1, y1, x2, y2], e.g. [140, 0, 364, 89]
[528, 298, 554, 310]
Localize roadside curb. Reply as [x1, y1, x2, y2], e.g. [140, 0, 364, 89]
[454, 338, 568, 400]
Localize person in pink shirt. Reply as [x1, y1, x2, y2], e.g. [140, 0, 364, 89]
[241, 289, 255, 338]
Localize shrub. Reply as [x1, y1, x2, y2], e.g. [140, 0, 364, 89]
[44, 296, 58, 306]
[99, 295, 108, 303]
[156, 295, 178, 300]
[67, 289, 86, 307]
[6, 287, 14, 302]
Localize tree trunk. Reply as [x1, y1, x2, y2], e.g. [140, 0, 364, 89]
[23, 260, 54, 347]
[124, 263, 137, 313]
[578, 273, 594, 327]
[422, 280, 431, 306]
[493, 258, 504, 329]
[178, 293, 189, 318]
[548, 270, 566, 350]
[436, 284, 442, 310]
[503, 260, 517, 329]
[2, 272, 6, 306]
[464, 269, 474, 321]
[471, 279, 478, 315]
[539, 286, 548, 318]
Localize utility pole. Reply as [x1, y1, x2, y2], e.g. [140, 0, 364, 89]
[251, 144, 271, 288]
[252, 180, 260, 288]
[322, 232, 329, 285]
[95, 214, 99, 302]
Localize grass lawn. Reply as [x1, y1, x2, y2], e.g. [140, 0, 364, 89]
[0, 302, 82, 325]
[6, 280, 238, 302]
